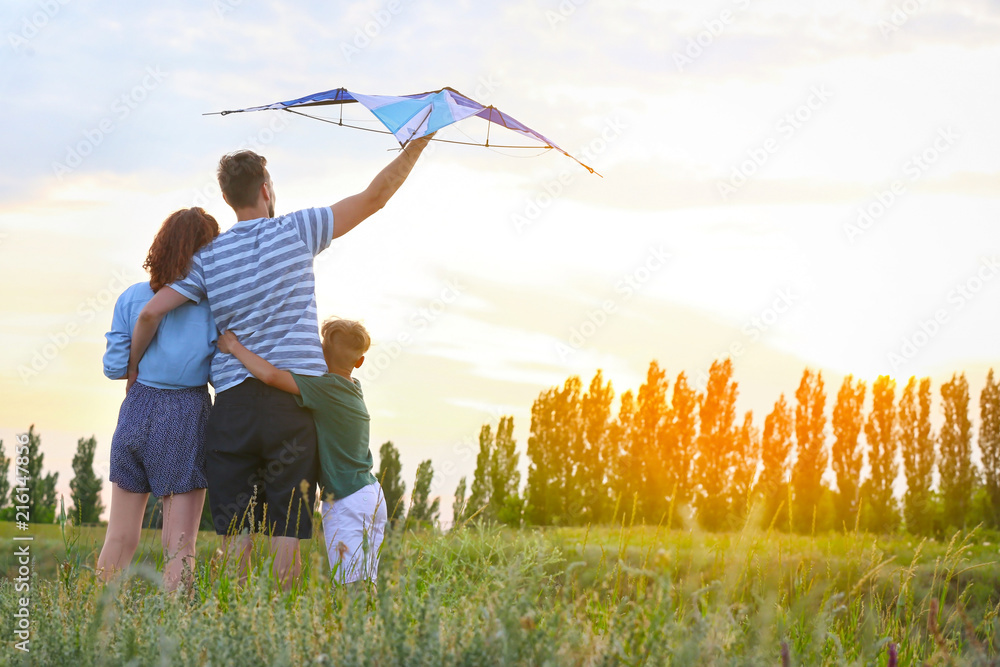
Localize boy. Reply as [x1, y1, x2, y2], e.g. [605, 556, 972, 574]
[216, 318, 386, 585]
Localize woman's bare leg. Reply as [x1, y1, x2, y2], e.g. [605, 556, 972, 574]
[97, 483, 149, 581]
[161, 488, 206, 593]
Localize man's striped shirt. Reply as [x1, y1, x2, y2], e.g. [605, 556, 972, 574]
[170, 206, 335, 393]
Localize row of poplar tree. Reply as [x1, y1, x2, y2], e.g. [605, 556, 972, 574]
[7, 360, 998, 537]
[0, 425, 438, 532]
[0, 426, 104, 525]
[426, 361, 1000, 536]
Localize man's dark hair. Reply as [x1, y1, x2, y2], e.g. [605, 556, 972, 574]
[217, 150, 267, 209]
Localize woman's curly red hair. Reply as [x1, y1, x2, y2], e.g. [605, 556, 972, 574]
[144, 207, 220, 292]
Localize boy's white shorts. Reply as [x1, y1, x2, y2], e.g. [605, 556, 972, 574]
[321, 482, 387, 584]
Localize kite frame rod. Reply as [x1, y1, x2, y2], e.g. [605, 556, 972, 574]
[281, 109, 556, 150]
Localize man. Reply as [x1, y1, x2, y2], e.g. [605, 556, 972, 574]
[128, 135, 433, 588]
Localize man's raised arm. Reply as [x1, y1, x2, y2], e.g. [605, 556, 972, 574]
[127, 286, 190, 390]
[330, 133, 434, 239]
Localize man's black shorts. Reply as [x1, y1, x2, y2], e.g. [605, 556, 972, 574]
[206, 377, 318, 538]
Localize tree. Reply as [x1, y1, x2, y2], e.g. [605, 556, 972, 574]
[980, 370, 1000, 529]
[144, 494, 163, 529]
[452, 476, 467, 529]
[200, 491, 215, 531]
[463, 417, 523, 526]
[831, 375, 866, 531]
[578, 371, 614, 524]
[526, 386, 557, 525]
[940, 373, 974, 531]
[465, 424, 494, 521]
[756, 395, 794, 529]
[695, 358, 738, 531]
[22, 426, 59, 524]
[900, 377, 935, 536]
[730, 410, 759, 525]
[377, 441, 406, 527]
[70, 435, 104, 525]
[489, 416, 522, 526]
[608, 389, 636, 520]
[525, 377, 582, 525]
[665, 371, 698, 522]
[864, 375, 898, 533]
[633, 362, 670, 522]
[792, 370, 827, 533]
[406, 459, 440, 530]
[0, 439, 10, 512]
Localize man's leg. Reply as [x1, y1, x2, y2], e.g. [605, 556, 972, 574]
[205, 379, 267, 582]
[271, 536, 301, 591]
[221, 534, 254, 586]
[259, 384, 319, 589]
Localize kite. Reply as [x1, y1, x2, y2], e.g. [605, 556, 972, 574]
[208, 86, 599, 176]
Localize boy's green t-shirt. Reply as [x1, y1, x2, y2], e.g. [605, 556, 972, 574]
[291, 372, 377, 501]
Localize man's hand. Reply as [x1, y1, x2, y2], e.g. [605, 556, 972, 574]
[217, 330, 240, 355]
[403, 132, 435, 150]
[130, 286, 190, 383]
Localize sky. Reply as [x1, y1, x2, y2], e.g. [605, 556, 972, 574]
[1, 0, 999, 522]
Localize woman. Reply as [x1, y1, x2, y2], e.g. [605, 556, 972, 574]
[98, 207, 219, 592]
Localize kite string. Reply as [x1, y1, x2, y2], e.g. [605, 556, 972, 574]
[283, 108, 554, 152]
[446, 111, 553, 159]
[284, 109, 395, 136]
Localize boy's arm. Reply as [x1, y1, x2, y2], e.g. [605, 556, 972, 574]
[329, 133, 434, 239]
[217, 331, 300, 396]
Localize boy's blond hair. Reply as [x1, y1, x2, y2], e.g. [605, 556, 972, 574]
[320, 317, 371, 369]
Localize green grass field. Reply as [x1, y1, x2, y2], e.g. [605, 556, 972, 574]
[1, 519, 998, 665]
